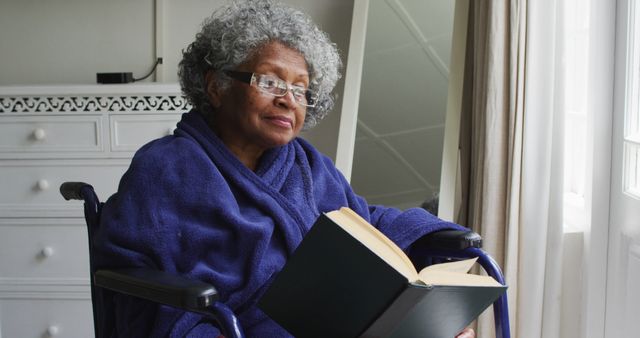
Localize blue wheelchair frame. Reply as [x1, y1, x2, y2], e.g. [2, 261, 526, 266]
[60, 182, 509, 338]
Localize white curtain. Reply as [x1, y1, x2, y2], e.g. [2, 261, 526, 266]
[516, 0, 565, 337]
[460, 0, 566, 337]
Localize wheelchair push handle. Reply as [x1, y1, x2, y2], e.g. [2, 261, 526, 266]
[60, 182, 94, 201]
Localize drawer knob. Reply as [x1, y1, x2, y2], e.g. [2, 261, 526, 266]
[33, 128, 47, 141]
[41, 246, 55, 258]
[46, 325, 60, 336]
[37, 179, 50, 191]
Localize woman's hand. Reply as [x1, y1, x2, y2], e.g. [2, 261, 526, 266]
[455, 327, 475, 338]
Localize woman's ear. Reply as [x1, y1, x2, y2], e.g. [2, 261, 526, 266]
[205, 71, 222, 108]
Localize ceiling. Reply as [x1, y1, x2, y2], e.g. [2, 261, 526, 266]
[349, 0, 455, 210]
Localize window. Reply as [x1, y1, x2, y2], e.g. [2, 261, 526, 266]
[624, 0, 640, 199]
[562, 0, 590, 230]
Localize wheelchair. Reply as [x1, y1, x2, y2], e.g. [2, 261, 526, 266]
[60, 181, 510, 338]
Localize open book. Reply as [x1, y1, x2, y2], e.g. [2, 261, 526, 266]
[259, 207, 507, 338]
[328, 207, 501, 287]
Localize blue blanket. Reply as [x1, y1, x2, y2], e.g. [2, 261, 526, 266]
[94, 110, 463, 337]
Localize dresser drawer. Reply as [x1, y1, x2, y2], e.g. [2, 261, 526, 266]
[0, 159, 129, 218]
[0, 298, 93, 338]
[111, 113, 181, 152]
[0, 115, 104, 158]
[0, 219, 89, 280]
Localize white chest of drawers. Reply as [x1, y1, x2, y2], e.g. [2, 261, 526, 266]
[0, 84, 187, 338]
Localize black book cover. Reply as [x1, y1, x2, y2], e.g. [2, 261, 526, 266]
[258, 212, 507, 338]
[363, 284, 506, 338]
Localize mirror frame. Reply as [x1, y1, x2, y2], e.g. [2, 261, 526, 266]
[335, 0, 469, 221]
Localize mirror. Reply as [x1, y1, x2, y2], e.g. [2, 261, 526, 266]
[350, 0, 456, 212]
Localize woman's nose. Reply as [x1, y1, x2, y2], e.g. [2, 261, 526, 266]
[274, 88, 298, 108]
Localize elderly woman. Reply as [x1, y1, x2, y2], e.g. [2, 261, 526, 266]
[94, 0, 475, 337]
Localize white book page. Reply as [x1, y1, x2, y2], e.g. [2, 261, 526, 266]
[419, 257, 478, 274]
[326, 208, 418, 281]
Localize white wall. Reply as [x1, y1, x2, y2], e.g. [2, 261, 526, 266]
[0, 0, 156, 85]
[0, 0, 355, 159]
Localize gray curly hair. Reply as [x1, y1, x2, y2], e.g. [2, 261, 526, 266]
[179, 0, 342, 129]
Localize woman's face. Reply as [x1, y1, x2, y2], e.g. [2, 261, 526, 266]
[208, 41, 309, 156]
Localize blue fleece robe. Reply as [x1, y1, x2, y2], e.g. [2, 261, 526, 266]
[93, 110, 463, 337]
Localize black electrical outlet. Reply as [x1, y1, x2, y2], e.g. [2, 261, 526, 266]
[97, 72, 134, 84]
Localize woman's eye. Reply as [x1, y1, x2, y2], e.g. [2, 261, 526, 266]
[291, 86, 306, 97]
[263, 79, 277, 88]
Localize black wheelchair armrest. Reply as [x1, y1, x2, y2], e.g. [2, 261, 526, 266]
[94, 268, 219, 314]
[420, 229, 482, 250]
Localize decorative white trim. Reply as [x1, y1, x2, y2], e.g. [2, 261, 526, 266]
[0, 94, 188, 113]
[0, 83, 190, 114]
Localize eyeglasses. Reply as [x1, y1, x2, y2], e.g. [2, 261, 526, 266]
[224, 70, 318, 108]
